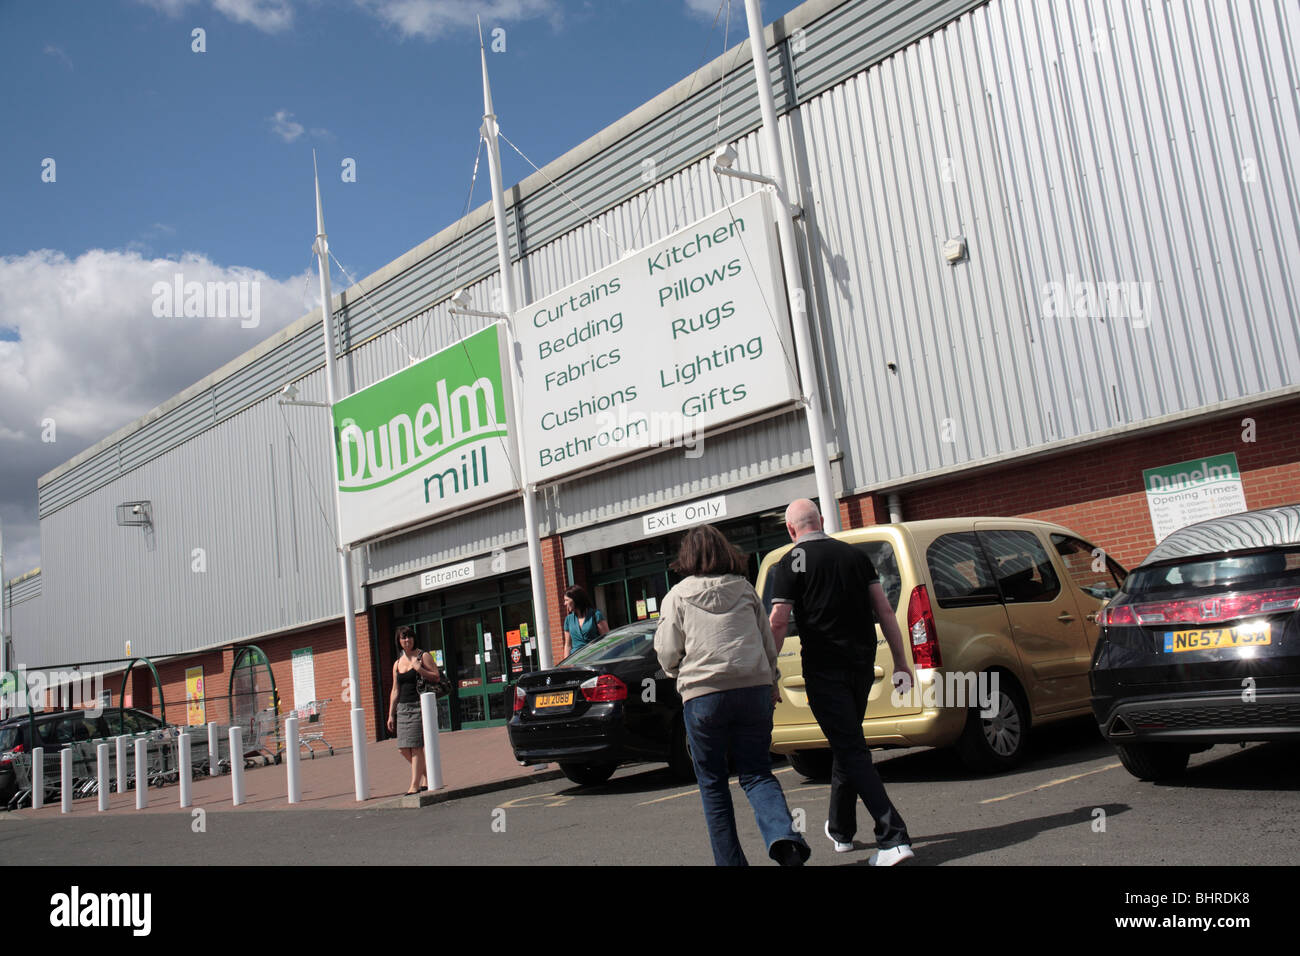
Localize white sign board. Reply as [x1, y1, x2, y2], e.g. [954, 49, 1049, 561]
[515, 190, 799, 482]
[332, 324, 519, 546]
[1143, 453, 1249, 543]
[420, 560, 476, 591]
[642, 495, 728, 536]
[291, 647, 317, 709]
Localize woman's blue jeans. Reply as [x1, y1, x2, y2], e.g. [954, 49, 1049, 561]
[683, 685, 806, 866]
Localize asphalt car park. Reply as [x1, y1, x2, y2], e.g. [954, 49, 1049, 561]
[2, 717, 1294, 866]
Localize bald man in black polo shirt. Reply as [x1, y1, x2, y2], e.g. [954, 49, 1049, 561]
[768, 498, 915, 865]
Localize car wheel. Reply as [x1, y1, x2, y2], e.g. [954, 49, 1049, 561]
[558, 761, 618, 786]
[956, 676, 1030, 773]
[667, 718, 696, 781]
[1115, 742, 1191, 781]
[788, 749, 833, 781]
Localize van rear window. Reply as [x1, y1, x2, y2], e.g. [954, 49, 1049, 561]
[928, 533, 1001, 608]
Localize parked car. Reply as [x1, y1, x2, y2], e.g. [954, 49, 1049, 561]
[508, 619, 694, 786]
[755, 517, 1127, 775]
[1091, 504, 1300, 780]
[0, 708, 171, 806]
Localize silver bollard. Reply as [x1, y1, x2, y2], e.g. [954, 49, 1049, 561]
[229, 726, 245, 806]
[115, 736, 127, 793]
[97, 744, 110, 811]
[178, 733, 192, 808]
[32, 747, 44, 810]
[60, 748, 72, 813]
[207, 721, 219, 776]
[285, 716, 300, 804]
[135, 739, 148, 810]
[420, 692, 443, 792]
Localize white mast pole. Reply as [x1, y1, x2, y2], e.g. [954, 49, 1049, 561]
[313, 153, 370, 801]
[479, 23, 555, 668]
[743, 0, 840, 531]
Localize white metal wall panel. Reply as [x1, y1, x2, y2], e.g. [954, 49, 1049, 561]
[799, 0, 1300, 492]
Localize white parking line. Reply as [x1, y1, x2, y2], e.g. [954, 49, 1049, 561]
[636, 767, 797, 805]
[979, 763, 1122, 804]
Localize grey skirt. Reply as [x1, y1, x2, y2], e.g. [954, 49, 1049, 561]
[395, 701, 424, 748]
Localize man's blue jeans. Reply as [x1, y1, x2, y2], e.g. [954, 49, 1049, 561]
[683, 685, 807, 866]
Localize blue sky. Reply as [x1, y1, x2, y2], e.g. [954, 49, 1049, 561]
[0, 0, 802, 576]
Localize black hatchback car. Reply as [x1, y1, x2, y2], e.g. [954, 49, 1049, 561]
[508, 620, 694, 786]
[1091, 504, 1300, 780]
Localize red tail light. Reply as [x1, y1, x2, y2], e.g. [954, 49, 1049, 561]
[1100, 604, 1138, 627]
[513, 684, 526, 713]
[11, 744, 24, 754]
[580, 674, 627, 702]
[1109, 587, 1300, 627]
[906, 585, 942, 669]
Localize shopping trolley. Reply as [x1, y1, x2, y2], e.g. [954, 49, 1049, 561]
[278, 699, 334, 759]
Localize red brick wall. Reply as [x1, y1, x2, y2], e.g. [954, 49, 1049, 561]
[895, 400, 1300, 568]
[103, 614, 381, 750]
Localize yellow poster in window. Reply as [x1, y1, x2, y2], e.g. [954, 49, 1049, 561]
[186, 666, 206, 726]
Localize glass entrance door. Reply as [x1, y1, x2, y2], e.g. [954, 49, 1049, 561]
[446, 610, 509, 728]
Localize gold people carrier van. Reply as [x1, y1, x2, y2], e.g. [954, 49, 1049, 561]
[755, 518, 1126, 775]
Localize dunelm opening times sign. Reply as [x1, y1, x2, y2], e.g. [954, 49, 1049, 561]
[331, 323, 520, 545]
[515, 190, 800, 482]
[1143, 452, 1249, 543]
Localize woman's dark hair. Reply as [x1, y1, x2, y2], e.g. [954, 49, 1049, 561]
[564, 586, 592, 615]
[395, 625, 415, 648]
[671, 524, 749, 577]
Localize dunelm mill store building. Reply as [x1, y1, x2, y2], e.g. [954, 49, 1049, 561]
[6, 0, 1299, 748]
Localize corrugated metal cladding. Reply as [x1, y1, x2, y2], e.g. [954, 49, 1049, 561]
[803, 0, 1300, 491]
[6, 574, 45, 666]
[38, 0, 969, 519]
[33, 365, 366, 663]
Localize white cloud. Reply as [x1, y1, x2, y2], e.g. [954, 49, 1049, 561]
[0, 248, 316, 580]
[43, 45, 74, 70]
[354, 0, 560, 41]
[134, 0, 200, 16]
[269, 109, 306, 142]
[213, 0, 294, 32]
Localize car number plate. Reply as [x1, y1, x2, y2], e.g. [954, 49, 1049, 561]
[534, 691, 573, 708]
[1162, 623, 1271, 653]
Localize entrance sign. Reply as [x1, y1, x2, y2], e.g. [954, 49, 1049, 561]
[515, 191, 800, 482]
[420, 560, 476, 591]
[1143, 453, 1249, 542]
[332, 324, 519, 545]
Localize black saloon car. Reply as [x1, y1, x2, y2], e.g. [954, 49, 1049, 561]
[508, 619, 693, 786]
[1091, 504, 1300, 780]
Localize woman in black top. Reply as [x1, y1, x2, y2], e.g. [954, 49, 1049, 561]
[387, 625, 441, 794]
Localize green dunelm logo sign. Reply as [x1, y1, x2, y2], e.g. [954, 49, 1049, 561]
[331, 323, 519, 545]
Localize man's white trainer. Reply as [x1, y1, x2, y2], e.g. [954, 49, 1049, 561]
[825, 821, 853, 853]
[867, 844, 914, 866]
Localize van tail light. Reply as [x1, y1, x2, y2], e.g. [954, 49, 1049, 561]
[580, 674, 627, 702]
[514, 684, 527, 713]
[906, 585, 942, 669]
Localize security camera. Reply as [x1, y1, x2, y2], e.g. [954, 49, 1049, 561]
[451, 288, 474, 312]
[713, 143, 738, 169]
[131, 504, 143, 515]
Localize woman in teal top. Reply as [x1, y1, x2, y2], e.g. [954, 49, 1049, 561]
[562, 586, 609, 659]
